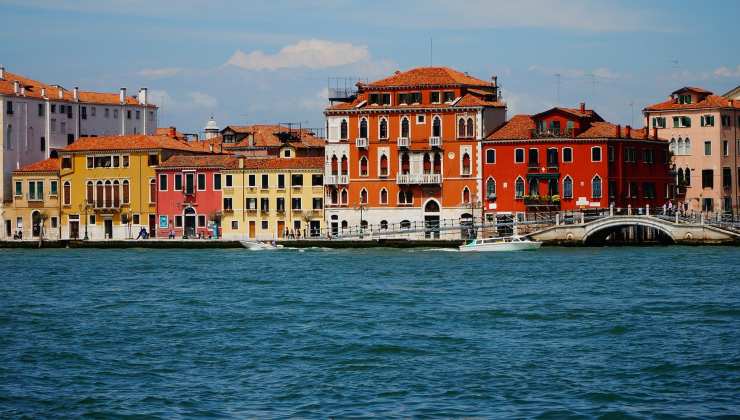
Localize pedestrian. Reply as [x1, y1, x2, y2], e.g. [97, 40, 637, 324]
[136, 227, 147, 239]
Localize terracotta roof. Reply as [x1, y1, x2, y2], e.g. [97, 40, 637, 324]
[0, 69, 154, 107]
[60, 135, 197, 153]
[486, 115, 536, 140]
[454, 93, 504, 107]
[644, 94, 740, 111]
[326, 92, 504, 111]
[159, 154, 238, 169]
[672, 86, 713, 95]
[533, 106, 603, 121]
[222, 124, 325, 150]
[240, 156, 324, 170]
[487, 116, 662, 141]
[13, 158, 60, 174]
[365, 67, 492, 88]
[576, 122, 652, 140]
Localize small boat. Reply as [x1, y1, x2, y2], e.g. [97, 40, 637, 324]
[239, 240, 284, 250]
[458, 235, 542, 252]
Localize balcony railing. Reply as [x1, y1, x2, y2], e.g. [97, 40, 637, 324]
[397, 137, 410, 148]
[325, 174, 349, 185]
[27, 193, 44, 201]
[355, 137, 368, 148]
[396, 173, 442, 184]
[429, 136, 442, 148]
[523, 195, 561, 207]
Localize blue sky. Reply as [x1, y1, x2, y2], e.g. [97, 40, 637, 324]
[1, 0, 738, 135]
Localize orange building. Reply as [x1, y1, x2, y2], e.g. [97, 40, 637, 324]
[323, 67, 506, 236]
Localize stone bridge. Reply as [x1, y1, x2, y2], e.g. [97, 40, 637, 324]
[529, 215, 740, 244]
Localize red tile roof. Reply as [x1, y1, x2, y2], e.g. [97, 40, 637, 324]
[644, 94, 740, 111]
[365, 67, 492, 88]
[60, 135, 197, 153]
[0, 69, 154, 107]
[672, 86, 713, 95]
[223, 125, 325, 150]
[486, 115, 536, 140]
[13, 158, 59, 174]
[487, 116, 661, 141]
[159, 154, 238, 169]
[240, 156, 324, 170]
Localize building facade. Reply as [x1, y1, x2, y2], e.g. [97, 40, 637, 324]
[57, 135, 195, 240]
[323, 67, 507, 236]
[155, 154, 236, 238]
[483, 105, 671, 219]
[644, 87, 740, 214]
[221, 156, 325, 240]
[4, 157, 60, 240]
[218, 124, 325, 158]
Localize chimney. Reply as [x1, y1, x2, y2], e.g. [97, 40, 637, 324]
[73, 87, 79, 101]
[643, 127, 648, 138]
[58, 89, 64, 99]
[13, 80, 19, 94]
[492, 75, 498, 87]
[0, 65, 4, 80]
[625, 125, 631, 138]
[168, 126, 176, 138]
[239, 157, 245, 168]
[119, 87, 126, 104]
[616, 124, 622, 138]
[20, 85, 25, 96]
[579, 102, 586, 113]
[653, 127, 658, 140]
[41, 87, 46, 97]
[139, 87, 148, 106]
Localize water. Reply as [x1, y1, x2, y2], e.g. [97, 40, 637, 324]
[1, 246, 739, 418]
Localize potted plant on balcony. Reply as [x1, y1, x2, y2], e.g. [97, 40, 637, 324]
[551, 194, 560, 203]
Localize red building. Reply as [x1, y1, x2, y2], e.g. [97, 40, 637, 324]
[482, 104, 671, 219]
[155, 154, 237, 238]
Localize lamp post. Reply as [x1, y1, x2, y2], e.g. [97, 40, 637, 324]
[354, 204, 366, 238]
[79, 199, 92, 240]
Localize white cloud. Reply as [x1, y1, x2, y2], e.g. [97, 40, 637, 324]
[225, 39, 369, 71]
[148, 90, 217, 110]
[713, 65, 740, 78]
[187, 92, 218, 108]
[137, 67, 183, 78]
[529, 65, 625, 80]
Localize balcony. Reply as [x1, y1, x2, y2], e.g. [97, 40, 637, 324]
[396, 173, 442, 185]
[397, 137, 410, 148]
[355, 137, 368, 148]
[429, 136, 442, 148]
[27, 193, 44, 202]
[523, 195, 561, 208]
[325, 174, 349, 185]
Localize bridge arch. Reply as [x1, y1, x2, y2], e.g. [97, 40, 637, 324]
[582, 217, 676, 244]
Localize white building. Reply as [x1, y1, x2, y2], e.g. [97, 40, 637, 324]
[204, 116, 220, 139]
[0, 65, 158, 204]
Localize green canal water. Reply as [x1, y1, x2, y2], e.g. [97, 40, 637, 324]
[1, 246, 739, 417]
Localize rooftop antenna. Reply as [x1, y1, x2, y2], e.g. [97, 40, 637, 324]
[555, 73, 561, 105]
[629, 101, 635, 127]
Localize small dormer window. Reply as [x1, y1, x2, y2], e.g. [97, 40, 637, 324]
[678, 94, 692, 104]
[443, 91, 455, 102]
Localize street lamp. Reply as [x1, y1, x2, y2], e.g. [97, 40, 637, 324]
[354, 204, 366, 238]
[79, 199, 92, 240]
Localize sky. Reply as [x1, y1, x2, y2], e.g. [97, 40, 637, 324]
[1, 0, 738, 136]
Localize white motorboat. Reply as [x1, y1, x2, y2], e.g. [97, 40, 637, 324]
[458, 235, 542, 252]
[239, 240, 284, 250]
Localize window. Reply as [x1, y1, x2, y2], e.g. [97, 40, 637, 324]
[127, 110, 132, 119]
[701, 115, 715, 127]
[196, 173, 206, 191]
[398, 92, 421, 105]
[458, 118, 466, 138]
[722, 141, 729, 157]
[159, 174, 167, 191]
[673, 116, 691, 128]
[591, 147, 602, 162]
[14, 181, 22, 196]
[547, 148, 558, 166]
[50, 180, 58, 195]
[291, 173, 303, 187]
[122, 181, 130, 204]
[651, 117, 666, 128]
[678, 94, 692, 104]
[592, 176, 602, 198]
[133, 214, 140, 225]
[462, 152, 471, 175]
[609, 180, 617, 199]
[722, 167, 731, 189]
[114, 109, 119, 119]
[515, 148, 525, 163]
[562, 147, 573, 163]
[401, 117, 410, 138]
[40, 137, 45, 151]
[432, 116, 441, 137]
[90, 215, 96, 225]
[261, 174, 269, 189]
[443, 91, 455, 102]
[515, 177, 525, 198]
[185, 173, 195, 194]
[136, 110, 141, 120]
[528, 148, 539, 166]
[702, 169, 713, 189]
[380, 188, 388, 205]
[226, 174, 233, 187]
[63, 181, 71, 205]
[173, 174, 182, 191]
[149, 179, 156, 203]
[223, 197, 233, 210]
[398, 190, 413, 205]
[148, 154, 159, 166]
[248, 174, 255, 187]
[563, 176, 573, 199]
[379, 118, 388, 139]
[608, 146, 615, 163]
[704, 141, 711, 156]
[340, 119, 348, 140]
[213, 173, 222, 190]
[246, 198, 257, 210]
[486, 149, 495, 164]
[312, 174, 323, 186]
[231, 220, 239, 230]
[486, 178, 496, 198]
[6, 101, 13, 115]
[105, 108, 109, 118]
[416, 114, 425, 124]
[38, 104, 44, 117]
[27, 181, 44, 201]
[702, 198, 713, 212]
[462, 187, 471, 204]
[277, 174, 285, 189]
[81, 106, 87, 120]
[196, 215, 205, 227]
[430, 91, 441, 103]
[174, 216, 183, 228]
[359, 118, 368, 138]
[359, 156, 369, 176]
[288, 197, 300, 211]
[313, 197, 323, 210]
[51, 217, 57, 229]
[91, 107, 96, 117]
[122, 155, 129, 167]
[643, 182, 656, 199]
[260, 197, 269, 212]
[275, 197, 285, 212]
[360, 189, 368, 205]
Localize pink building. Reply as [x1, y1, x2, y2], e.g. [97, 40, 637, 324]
[155, 154, 236, 238]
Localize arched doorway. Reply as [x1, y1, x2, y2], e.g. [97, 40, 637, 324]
[460, 212, 475, 239]
[423, 199, 440, 239]
[184, 207, 196, 238]
[32, 211, 42, 237]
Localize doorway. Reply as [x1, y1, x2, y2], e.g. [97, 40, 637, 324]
[104, 219, 113, 239]
[32, 211, 42, 237]
[69, 221, 79, 239]
[184, 208, 196, 238]
[5, 220, 10, 238]
[309, 220, 320, 237]
[248, 221, 256, 239]
[148, 214, 157, 238]
[424, 199, 440, 239]
[277, 220, 285, 238]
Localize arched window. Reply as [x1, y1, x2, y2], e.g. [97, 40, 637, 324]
[340, 188, 348, 205]
[563, 176, 573, 199]
[401, 117, 410, 138]
[684, 137, 691, 154]
[360, 188, 368, 204]
[340, 119, 348, 140]
[432, 116, 441, 137]
[515, 177, 525, 198]
[122, 180, 130, 204]
[400, 220, 411, 229]
[670, 138, 676, 154]
[462, 152, 471, 175]
[458, 118, 466, 138]
[361, 220, 368, 229]
[359, 118, 368, 138]
[379, 154, 389, 176]
[331, 155, 338, 175]
[86, 181, 94, 204]
[400, 152, 410, 174]
[104, 180, 112, 208]
[341, 220, 348, 230]
[462, 187, 471, 204]
[466, 118, 474, 137]
[486, 178, 496, 198]
[684, 168, 691, 186]
[486, 149, 495, 164]
[380, 220, 388, 230]
[677, 137, 684, 155]
[592, 175, 602, 198]
[359, 156, 368, 176]
[330, 188, 338, 204]
[529, 178, 539, 196]
[113, 181, 120, 207]
[149, 178, 156, 203]
[548, 178, 558, 196]
[423, 153, 432, 174]
[677, 168, 684, 185]
[424, 199, 440, 212]
[341, 155, 349, 175]
[96, 181, 103, 207]
[63, 181, 71, 206]
[380, 188, 388, 204]
[398, 190, 412, 205]
[433, 152, 442, 174]
[379, 118, 388, 139]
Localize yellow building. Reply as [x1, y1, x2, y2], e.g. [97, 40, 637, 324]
[4, 158, 61, 240]
[57, 135, 196, 239]
[221, 156, 325, 240]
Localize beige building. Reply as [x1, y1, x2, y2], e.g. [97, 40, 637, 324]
[644, 87, 740, 214]
[4, 157, 61, 240]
